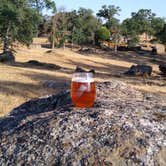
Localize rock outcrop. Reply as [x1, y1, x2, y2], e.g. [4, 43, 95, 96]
[27, 60, 61, 70]
[0, 81, 166, 166]
[0, 51, 15, 64]
[159, 64, 166, 75]
[125, 65, 152, 76]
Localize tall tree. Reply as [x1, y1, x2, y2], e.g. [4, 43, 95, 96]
[0, 0, 55, 54]
[97, 5, 121, 30]
[151, 17, 165, 36]
[121, 9, 165, 45]
[77, 8, 100, 45]
[97, 5, 121, 52]
[157, 24, 166, 45]
[49, 8, 100, 49]
[131, 9, 155, 35]
[50, 9, 70, 49]
[121, 18, 140, 46]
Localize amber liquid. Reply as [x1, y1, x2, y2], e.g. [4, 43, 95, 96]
[71, 81, 96, 108]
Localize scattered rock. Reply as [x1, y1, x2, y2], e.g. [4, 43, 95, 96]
[151, 46, 157, 55]
[101, 45, 113, 51]
[27, 60, 61, 70]
[127, 46, 141, 52]
[79, 48, 96, 54]
[125, 65, 152, 76]
[159, 64, 166, 75]
[0, 51, 15, 64]
[0, 81, 166, 165]
[43, 80, 69, 89]
[117, 46, 128, 51]
[75, 66, 86, 72]
[27, 60, 41, 65]
[75, 66, 95, 74]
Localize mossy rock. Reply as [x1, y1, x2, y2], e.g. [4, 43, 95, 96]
[0, 51, 15, 64]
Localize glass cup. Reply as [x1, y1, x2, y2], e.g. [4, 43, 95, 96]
[71, 72, 96, 108]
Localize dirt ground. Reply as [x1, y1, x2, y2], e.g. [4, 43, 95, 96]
[0, 42, 166, 116]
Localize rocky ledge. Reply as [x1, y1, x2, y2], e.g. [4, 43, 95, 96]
[0, 81, 166, 166]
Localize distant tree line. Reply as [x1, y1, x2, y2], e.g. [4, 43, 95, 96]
[0, 1, 166, 55]
[36, 5, 166, 49]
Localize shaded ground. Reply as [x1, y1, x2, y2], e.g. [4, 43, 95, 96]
[0, 43, 166, 116]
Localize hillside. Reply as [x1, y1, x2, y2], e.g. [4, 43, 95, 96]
[0, 42, 166, 116]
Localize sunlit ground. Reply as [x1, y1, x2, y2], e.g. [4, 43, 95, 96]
[0, 43, 166, 116]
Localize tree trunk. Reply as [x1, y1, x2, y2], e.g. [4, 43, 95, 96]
[71, 38, 73, 51]
[145, 33, 149, 43]
[92, 32, 95, 45]
[52, 32, 55, 49]
[63, 42, 65, 50]
[52, 19, 55, 49]
[3, 25, 10, 53]
[71, 26, 75, 51]
[51, 14, 56, 50]
[114, 33, 118, 53]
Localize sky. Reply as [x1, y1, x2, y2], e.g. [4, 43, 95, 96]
[53, 0, 166, 22]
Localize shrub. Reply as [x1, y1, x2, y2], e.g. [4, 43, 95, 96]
[95, 27, 110, 42]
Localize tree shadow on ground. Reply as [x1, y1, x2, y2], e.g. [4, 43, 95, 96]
[21, 72, 71, 89]
[69, 50, 166, 90]
[11, 60, 62, 71]
[0, 72, 70, 99]
[0, 80, 41, 98]
[121, 51, 166, 65]
[66, 59, 129, 76]
[0, 70, 72, 133]
[89, 49, 166, 66]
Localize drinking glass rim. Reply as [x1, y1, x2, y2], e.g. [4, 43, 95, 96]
[72, 72, 94, 77]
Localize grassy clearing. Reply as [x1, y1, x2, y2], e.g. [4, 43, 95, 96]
[0, 44, 166, 116]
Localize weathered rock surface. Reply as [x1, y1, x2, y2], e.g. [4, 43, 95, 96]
[125, 65, 152, 76]
[0, 81, 166, 166]
[0, 51, 15, 64]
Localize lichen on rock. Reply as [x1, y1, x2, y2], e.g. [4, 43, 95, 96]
[0, 81, 166, 165]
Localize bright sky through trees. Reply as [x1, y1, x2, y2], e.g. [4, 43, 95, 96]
[54, 0, 166, 22]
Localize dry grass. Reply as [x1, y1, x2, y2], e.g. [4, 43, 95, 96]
[0, 42, 166, 116]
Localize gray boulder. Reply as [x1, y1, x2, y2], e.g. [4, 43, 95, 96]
[159, 64, 166, 75]
[0, 81, 166, 165]
[125, 65, 152, 76]
[0, 51, 15, 63]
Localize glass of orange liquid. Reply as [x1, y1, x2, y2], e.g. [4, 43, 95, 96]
[71, 72, 96, 108]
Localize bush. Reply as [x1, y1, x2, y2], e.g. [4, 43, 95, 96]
[95, 27, 110, 42]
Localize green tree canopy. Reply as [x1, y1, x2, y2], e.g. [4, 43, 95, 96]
[97, 5, 121, 31]
[48, 7, 100, 48]
[157, 24, 166, 45]
[97, 5, 121, 52]
[151, 17, 165, 36]
[131, 9, 155, 35]
[95, 26, 110, 42]
[0, 0, 56, 53]
[121, 9, 165, 45]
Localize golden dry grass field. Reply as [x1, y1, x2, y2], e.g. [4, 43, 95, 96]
[0, 40, 166, 116]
